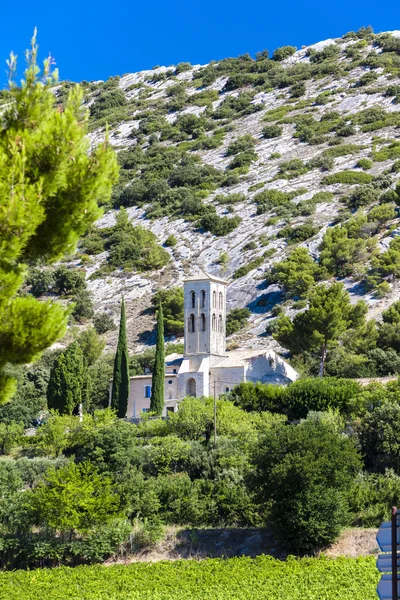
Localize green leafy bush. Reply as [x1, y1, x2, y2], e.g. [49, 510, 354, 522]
[322, 171, 374, 185]
[226, 308, 251, 336]
[273, 46, 297, 61]
[262, 124, 283, 138]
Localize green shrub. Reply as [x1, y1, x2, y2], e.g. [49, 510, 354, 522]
[27, 268, 55, 297]
[227, 151, 257, 170]
[278, 222, 317, 243]
[360, 404, 400, 472]
[269, 247, 320, 298]
[357, 158, 373, 170]
[346, 185, 379, 209]
[214, 193, 246, 204]
[273, 46, 297, 61]
[175, 62, 192, 74]
[307, 154, 334, 171]
[200, 213, 242, 236]
[262, 105, 291, 122]
[278, 158, 308, 179]
[252, 419, 361, 554]
[233, 256, 264, 279]
[226, 308, 251, 336]
[262, 124, 283, 138]
[372, 141, 400, 162]
[164, 235, 178, 247]
[93, 312, 116, 335]
[309, 44, 340, 63]
[290, 82, 306, 97]
[226, 134, 256, 156]
[322, 171, 374, 185]
[283, 377, 362, 419]
[90, 88, 127, 120]
[322, 144, 366, 158]
[356, 71, 379, 86]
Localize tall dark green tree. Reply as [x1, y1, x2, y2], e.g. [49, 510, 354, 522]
[111, 298, 129, 418]
[150, 304, 165, 415]
[47, 342, 90, 415]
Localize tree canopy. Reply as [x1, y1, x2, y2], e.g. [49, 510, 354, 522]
[0, 34, 118, 403]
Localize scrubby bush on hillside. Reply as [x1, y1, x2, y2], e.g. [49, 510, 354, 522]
[272, 46, 297, 61]
[322, 171, 374, 185]
[226, 134, 256, 156]
[226, 308, 251, 336]
[262, 124, 283, 138]
[269, 247, 320, 298]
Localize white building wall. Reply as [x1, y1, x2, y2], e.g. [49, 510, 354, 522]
[209, 366, 245, 397]
[184, 278, 227, 357]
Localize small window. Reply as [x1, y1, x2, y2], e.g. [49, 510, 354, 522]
[190, 291, 196, 309]
[142, 408, 150, 413]
[218, 315, 223, 333]
[168, 379, 173, 385]
[166, 406, 175, 413]
[144, 385, 151, 398]
[219, 291, 223, 310]
[173, 369, 177, 374]
[225, 387, 230, 393]
[212, 313, 217, 331]
[212, 290, 217, 308]
[200, 313, 206, 332]
[189, 313, 195, 333]
[201, 290, 206, 308]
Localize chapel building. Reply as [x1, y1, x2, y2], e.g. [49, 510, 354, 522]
[123, 271, 298, 417]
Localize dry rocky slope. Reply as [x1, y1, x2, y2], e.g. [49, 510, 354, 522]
[66, 28, 400, 353]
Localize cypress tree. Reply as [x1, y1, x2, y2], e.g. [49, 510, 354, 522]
[111, 298, 130, 418]
[47, 341, 90, 415]
[150, 304, 165, 415]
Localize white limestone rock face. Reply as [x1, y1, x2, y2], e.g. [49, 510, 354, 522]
[66, 31, 400, 354]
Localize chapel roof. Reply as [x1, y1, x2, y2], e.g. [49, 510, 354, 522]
[183, 270, 228, 285]
[210, 348, 278, 368]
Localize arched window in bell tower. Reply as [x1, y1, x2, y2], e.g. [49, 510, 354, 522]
[218, 315, 223, 333]
[200, 313, 206, 332]
[190, 291, 196, 309]
[212, 313, 217, 331]
[219, 292, 223, 310]
[189, 313, 195, 333]
[200, 290, 206, 308]
[212, 290, 216, 308]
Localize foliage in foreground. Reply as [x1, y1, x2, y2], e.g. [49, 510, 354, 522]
[0, 36, 118, 404]
[0, 555, 379, 600]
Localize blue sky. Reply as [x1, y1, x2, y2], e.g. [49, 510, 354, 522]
[1, 0, 399, 85]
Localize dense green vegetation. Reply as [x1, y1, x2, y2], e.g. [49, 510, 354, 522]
[0, 556, 379, 600]
[0, 36, 117, 404]
[5, 29, 400, 595]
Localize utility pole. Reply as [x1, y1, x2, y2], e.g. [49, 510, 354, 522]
[213, 378, 217, 446]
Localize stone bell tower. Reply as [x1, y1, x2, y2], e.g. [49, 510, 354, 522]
[183, 271, 228, 358]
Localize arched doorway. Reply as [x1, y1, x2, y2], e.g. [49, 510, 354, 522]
[186, 378, 196, 397]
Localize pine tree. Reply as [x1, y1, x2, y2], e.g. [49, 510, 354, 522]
[47, 342, 91, 415]
[150, 304, 165, 415]
[273, 283, 367, 376]
[0, 33, 118, 404]
[111, 298, 129, 418]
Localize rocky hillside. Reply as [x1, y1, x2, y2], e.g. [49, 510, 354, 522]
[53, 27, 400, 354]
